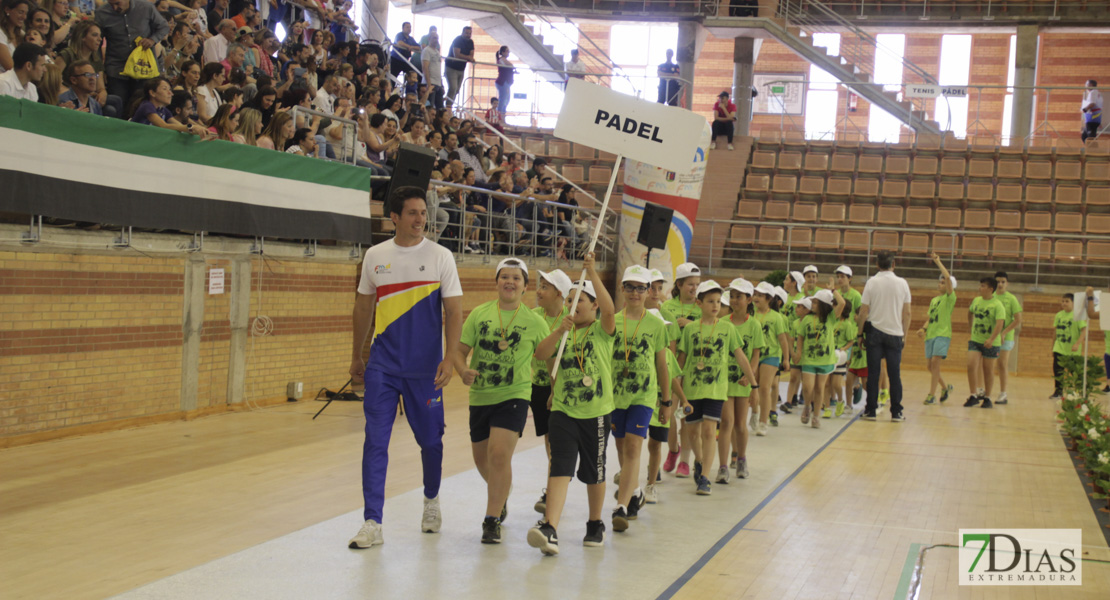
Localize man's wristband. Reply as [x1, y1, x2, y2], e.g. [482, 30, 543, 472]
[661, 400, 673, 407]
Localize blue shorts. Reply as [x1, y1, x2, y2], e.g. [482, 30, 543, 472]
[801, 364, 835, 375]
[968, 340, 1000, 359]
[1000, 339, 1015, 352]
[686, 398, 724, 423]
[925, 336, 951, 359]
[759, 356, 781, 368]
[611, 405, 654, 439]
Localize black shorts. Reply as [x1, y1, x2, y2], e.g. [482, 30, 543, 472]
[548, 411, 611, 484]
[469, 398, 530, 443]
[648, 425, 669, 443]
[530, 384, 552, 437]
[686, 398, 725, 423]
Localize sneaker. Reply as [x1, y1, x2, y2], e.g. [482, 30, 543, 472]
[862, 411, 877, 421]
[676, 462, 691, 478]
[779, 403, 792, 415]
[501, 501, 508, 523]
[835, 401, 845, 417]
[534, 489, 547, 514]
[612, 506, 629, 532]
[710, 141, 717, 150]
[749, 408, 759, 429]
[663, 449, 680, 473]
[822, 408, 833, 419]
[728, 143, 735, 150]
[716, 466, 730, 484]
[924, 394, 936, 405]
[656, 472, 662, 482]
[613, 470, 621, 485]
[1103, 385, 1110, 393]
[800, 407, 810, 425]
[980, 397, 993, 409]
[348, 519, 384, 549]
[463, 245, 476, 254]
[481, 516, 502, 544]
[963, 395, 980, 408]
[696, 476, 712, 496]
[527, 521, 559, 556]
[693, 461, 704, 481]
[422, 496, 441, 533]
[852, 385, 863, 405]
[811, 415, 821, 429]
[628, 490, 645, 519]
[996, 392, 1008, 405]
[879, 390, 889, 406]
[729, 451, 738, 470]
[583, 520, 606, 547]
[940, 384, 952, 403]
[1048, 394, 1062, 400]
[736, 457, 749, 479]
[769, 411, 779, 426]
[891, 412, 906, 423]
[645, 484, 658, 504]
[756, 422, 768, 436]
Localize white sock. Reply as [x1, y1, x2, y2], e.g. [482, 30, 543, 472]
[618, 504, 628, 512]
[633, 487, 642, 498]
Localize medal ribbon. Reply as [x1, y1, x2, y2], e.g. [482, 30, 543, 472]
[497, 302, 524, 344]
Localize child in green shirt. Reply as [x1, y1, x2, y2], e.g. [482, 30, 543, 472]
[792, 288, 844, 429]
[964, 276, 1005, 409]
[645, 346, 686, 505]
[752, 282, 790, 439]
[723, 278, 763, 482]
[1052, 293, 1086, 398]
[529, 269, 572, 516]
[916, 253, 956, 405]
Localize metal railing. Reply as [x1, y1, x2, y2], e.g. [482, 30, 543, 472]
[695, 217, 1110, 288]
[288, 105, 360, 165]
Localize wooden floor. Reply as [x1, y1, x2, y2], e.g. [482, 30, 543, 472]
[2, 371, 1108, 600]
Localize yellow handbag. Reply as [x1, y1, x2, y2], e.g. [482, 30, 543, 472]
[121, 38, 160, 79]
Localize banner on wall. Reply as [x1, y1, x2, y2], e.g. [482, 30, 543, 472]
[616, 122, 712, 296]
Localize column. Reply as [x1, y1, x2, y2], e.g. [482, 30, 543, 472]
[733, 37, 760, 137]
[225, 257, 252, 406]
[361, 0, 390, 42]
[677, 21, 701, 110]
[179, 257, 207, 412]
[1009, 24, 1039, 146]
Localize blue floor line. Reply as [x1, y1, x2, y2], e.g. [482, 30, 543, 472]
[655, 412, 862, 600]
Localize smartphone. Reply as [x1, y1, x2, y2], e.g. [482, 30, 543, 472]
[358, 108, 365, 115]
[293, 67, 306, 77]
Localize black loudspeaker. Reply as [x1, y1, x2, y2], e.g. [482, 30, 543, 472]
[385, 142, 436, 203]
[637, 202, 674, 250]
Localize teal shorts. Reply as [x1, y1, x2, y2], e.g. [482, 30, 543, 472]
[801, 364, 835, 375]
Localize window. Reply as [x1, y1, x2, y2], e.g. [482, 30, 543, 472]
[609, 24, 678, 101]
[805, 33, 840, 140]
[935, 34, 971, 138]
[1000, 35, 1018, 145]
[868, 34, 906, 143]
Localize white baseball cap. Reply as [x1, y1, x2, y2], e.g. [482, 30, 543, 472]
[571, 280, 597, 300]
[721, 290, 731, 307]
[496, 257, 528, 277]
[813, 289, 835, 305]
[676, 262, 701, 280]
[729, 278, 754, 296]
[788, 271, 804, 290]
[754, 281, 776, 296]
[622, 265, 651, 285]
[942, 275, 958, 290]
[538, 269, 572, 298]
[772, 286, 788, 304]
[649, 269, 666, 283]
[792, 296, 813, 310]
[835, 265, 853, 277]
[803, 265, 819, 275]
[647, 307, 671, 325]
[695, 280, 723, 297]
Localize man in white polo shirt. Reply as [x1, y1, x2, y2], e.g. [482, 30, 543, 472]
[856, 251, 912, 422]
[0, 43, 47, 101]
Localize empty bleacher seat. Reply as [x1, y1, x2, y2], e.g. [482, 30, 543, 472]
[1089, 241, 1110, 263]
[964, 208, 991, 230]
[996, 183, 1022, 205]
[1026, 160, 1052, 180]
[885, 156, 910, 176]
[909, 180, 935, 201]
[912, 156, 938, 176]
[1024, 211, 1052, 232]
[778, 152, 803, 172]
[1088, 187, 1110, 207]
[803, 153, 829, 173]
[1085, 162, 1110, 182]
[903, 233, 930, 253]
[1055, 240, 1084, 261]
[561, 164, 585, 183]
[939, 182, 964, 204]
[1025, 184, 1052, 206]
[814, 229, 841, 250]
[935, 207, 962, 229]
[1055, 212, 1083, 233]
[524, 138, 546, 156]
[853, 178, 880, 200]
[843, 230, 871, 251]
[968, 158, 995, 178]
[857, 155, 883, 174]
[730, 225, 757, 247]
[772, 175, 797, 196]
[793, 202, 818, 222]
[1055, 158, 1083, 181]
[1088, 214, 1110, 235]
[765, 201, 791, 221]
[819, 203, 846, 223]
[848, 204, 875, 224]
[588, 165, 612, 183]
[737, 200, 763, 220]
[1056, 185, 1083, 207]
[757, 226, 785, 247]
[798, 176, 825, 198]
[826, 178, 852, 198]
[877, 205, 904, 226]
[745, 174, 770, 194]
[940, 157, 966, 177]
[787, 226, 813, 248]
[994, 210, 1021, 231]
[962, 236, 991, 256]
[906, 206, 932, 227]
[996, 159, 1023, 180]
[873, 231, 899, 252]
[572, 143, 596, 160]
[993, 237, 1021, 258]
[933, 233, 957, 255]
[1023, 237, 1049, 260]
[831, 153, 857, 173]
[750, 151, 777, 170]
[967, 183, 993, 204]
[548, 140, 571, 158]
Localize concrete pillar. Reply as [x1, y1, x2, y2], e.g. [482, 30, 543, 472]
[1009, 24, 1039, 146]
[225, 258, 252, 406]
[676, 21, 704, 110]
[361, 0, 389, 42]
[733, 37, 761, 137]
[179, 257, 207, 412]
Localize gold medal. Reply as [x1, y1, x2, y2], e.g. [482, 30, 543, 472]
[498, 340, 509, 350]
[697, 361, 706, 370]
[622, 367, 629, 378]
[582, 375, 594, 387]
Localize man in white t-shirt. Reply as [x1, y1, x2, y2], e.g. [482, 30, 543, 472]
[857, 250, 912, 422]
[565, 49, 587, 86]
[313, 75, 338, 114]
[1082, 79, 1103, 143]
[0, 43, 47, 101]
[347, 186, 463, 549]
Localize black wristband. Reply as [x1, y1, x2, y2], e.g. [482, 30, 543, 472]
[661, 400, 673, 407]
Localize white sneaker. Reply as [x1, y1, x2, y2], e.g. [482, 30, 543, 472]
[756, 422, 768, 436]
[422, 496, 441, 533]
[748, 409, 759, 430]
[645, 483, 658, 504]
[727, 143, 734, 150]
[710, 141, 717, 150]
[349, 519, 384, 548]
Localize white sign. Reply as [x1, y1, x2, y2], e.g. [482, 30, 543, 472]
[959, 529, 1081, 586]
[554, 78, 706, 172]
[208, 268, 225, 295]
[753, 73, 805, 115]
[942, 86, 969, 98]
[906, 84, 940, 98]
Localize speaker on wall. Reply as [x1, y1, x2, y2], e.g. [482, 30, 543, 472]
[385, 142, 436, 204]
[637, 202, 674, 250]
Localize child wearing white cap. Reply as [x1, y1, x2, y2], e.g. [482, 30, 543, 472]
[781, 271, 807, 412]
[792, 287, 845, 429]
[752, 282, 790, 437]
[530, 269, 573, 515]
[916, 253, 957, 405]
[451, 258, 553, 544]
[677, 280, 758, 496]
[662, 262, 702, 477]
[802, 265, 819, 297]
[644, 344, 686, 504]
[609, 265, 670, 532]
[783, 295, 811, 425]
[721, 278, 764, 481]
[529, 253, 616, 555]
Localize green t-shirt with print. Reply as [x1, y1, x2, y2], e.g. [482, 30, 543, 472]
[833, 317, 856, 352]
[799, 314, 837, 366]
[755, 309, 788, 360]
[679, 318, 741, 402]
[1054, 311, 1086, 356]
[969, 296, 1005, 345]
[657, 304, 681, 344]
[727, 314, 765, 397]
[612, 310, 669, 410]
[649, 348, 682, 429]
[460, 301, 550, 406]
[925, 292, 957, 340]
[841, 287, 863, 323]
[552, 320, 616, 419]
[849, 325, 868, 369]
[530, 305, 567, 387]
[785, 292, 805, 328]
[662, 297, 701, 327]
[994, 291, 1023, 343]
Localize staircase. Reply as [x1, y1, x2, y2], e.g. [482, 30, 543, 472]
[411, 0, 567, 85]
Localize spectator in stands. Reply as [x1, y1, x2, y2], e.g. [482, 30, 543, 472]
[422, 34, 443, 111]
[494, 45, 514, 119]
[457, 118, 474, 138]
[48, 0, 81, 51]
[442, 130, 460, 158]
[171, 58, 199, 101]
[405, 88, 428, 124]
[54, 21, 119, 119]
[160, 22, 197, 82]
[459, 133, 488, 184]
[257, 109, 293, 150]
[431, 107, 450, 134]
[168, 88, 201, 128]
[0, 42, 44, 100]
[58, 59, 102, 114]
[427, 129, 444, 157]
[555, 183, 581, 255]
[525, 156, 549, 180]
[657, 48, 680, 106]
[1082, 80, 1102, 143]
[313, 73, 337, 113]
[484, 144, 504, 175]
[184, 0, 209, 40]
[196, 61, 225, 123]
[711, 90, 736, 151]
[417, 25, 435, 64]
[364, 111, 400, 165]
[222, 83, 244, 109]
[505, 151, 524, 177]
[230, 4, 257, 30]
[285, 126, 317, 155]
[564, 48, 586, 85]
[402, 117, 426, 146]
[130, 76, 200, 134]
[444, 25, 472, 106]
[484, 96, 504, 133]
[208, 102, 239, 140]
[243, 83, 275, 126]
[26, 7, 55, 57]
[252, 29, 278, 77]
[95, 0, 170, 105]
[203, 18, 234, 65]
[308, 28, 325, 66]
[0, 0, 32, 73]
[380, 92, 403, 124]
[206, 0, 228, 35]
